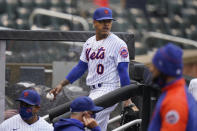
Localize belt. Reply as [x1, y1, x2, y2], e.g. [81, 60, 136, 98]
[90, 83, 102, 90]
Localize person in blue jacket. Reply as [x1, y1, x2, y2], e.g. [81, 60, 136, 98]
[148, 43, 197, 131]
[53, 96, 103, 131]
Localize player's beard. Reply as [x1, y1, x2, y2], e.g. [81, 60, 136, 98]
[101, 33, 109, 39]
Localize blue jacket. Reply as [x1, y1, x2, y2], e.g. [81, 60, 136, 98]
[53, 118, 101, 131]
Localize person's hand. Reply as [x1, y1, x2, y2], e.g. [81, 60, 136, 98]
[49, 84, 63, 100]
[4, 109, 18, 120]
[123, 99, 139, 112]
[49, 79, 70, 100]
[83, 114, 98, 129]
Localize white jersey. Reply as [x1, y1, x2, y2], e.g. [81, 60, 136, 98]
[80, 33, 129, 86]
[189, 78, 197, 101]
[0, 114, 53, 131]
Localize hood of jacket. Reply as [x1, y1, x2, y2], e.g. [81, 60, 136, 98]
[54, 118, 85, 131]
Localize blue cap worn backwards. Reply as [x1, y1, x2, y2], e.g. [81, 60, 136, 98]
[16, 89, 41, 106]
[152, 43, 183, 77]
[70, 96, 103, 113]
[93, 7, 115, 21]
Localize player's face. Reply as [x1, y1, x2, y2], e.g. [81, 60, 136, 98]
[19, 102, 40, 115]
[94, 19, 112, 39]
[150, 64, 160, 80]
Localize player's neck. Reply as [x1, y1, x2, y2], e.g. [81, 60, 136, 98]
[24, 115, 39, 125]
[96, 33, 110, 41]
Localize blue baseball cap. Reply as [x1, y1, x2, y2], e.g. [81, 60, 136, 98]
[70, 96, 103, 113]
[93, 7, 115, 21]
[152, 43, 183, 77]
[16, 89, 41, 106]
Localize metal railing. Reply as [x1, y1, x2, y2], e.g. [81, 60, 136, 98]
[112, 119, 142, 131]
[108, 115, 122, 125]
[142, 31, 197, 48]
[29, 8, 89, 31]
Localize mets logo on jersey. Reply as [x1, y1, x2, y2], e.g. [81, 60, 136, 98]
[119, 47, 128, 58]
[86, 47, 105, 61]
[165, 110, 180, 124]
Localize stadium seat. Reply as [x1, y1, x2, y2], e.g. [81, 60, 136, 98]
[0, 0, 6, 14]
[167, 0, 183, 16]
[34, 0, 49, 8]
[16, 7, 30, 19]
[181, 8, 196, 25]
[149, 17, 162, 31]
[135, 17, 148, 32]
[114, 17, 128, 32]
[170, 28, 183, 37]
[18, 0, 34, 9]
[6, 0, 18, 20]
[185, 25, 197, 41]
[16, 18, 29, 29]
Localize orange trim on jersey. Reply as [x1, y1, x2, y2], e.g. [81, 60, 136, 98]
[160, 78, 188, 131]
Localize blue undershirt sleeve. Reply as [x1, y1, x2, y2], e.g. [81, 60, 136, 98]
[66, 60, 88, 84]
[117, 62, 131, 87]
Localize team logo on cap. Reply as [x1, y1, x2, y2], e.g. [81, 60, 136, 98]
[104, 9, 109, 14]
[165, 110, 179, 124]
[24, 92, 29, 97]
[119, 47, 128, 58]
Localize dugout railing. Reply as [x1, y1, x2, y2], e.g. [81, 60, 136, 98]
[142, 31, 197, 49]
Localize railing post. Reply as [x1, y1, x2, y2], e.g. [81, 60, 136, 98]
[0, 40, 6, 123]
[141, 85, 151, 131]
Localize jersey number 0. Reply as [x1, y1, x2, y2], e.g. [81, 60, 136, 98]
[97, 64, 104, 74]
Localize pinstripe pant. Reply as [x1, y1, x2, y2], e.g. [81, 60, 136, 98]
[88, 83, 120, 131]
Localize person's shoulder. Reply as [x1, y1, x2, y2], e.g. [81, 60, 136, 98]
[161, 89, 189, 112]
[86, 35, 96, 42]
[109, 33, 126, 45]
[36, 117, 54, 130]
[0, 114, 20, 127]
[63, 126, 84, 131]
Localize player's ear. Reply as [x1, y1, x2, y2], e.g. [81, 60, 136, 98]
[93, 20, 96, 28]
[34, 105, 40, 112]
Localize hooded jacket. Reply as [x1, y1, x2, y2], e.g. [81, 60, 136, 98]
[54, 118, 101, 131]
[148, 78, 197, 131]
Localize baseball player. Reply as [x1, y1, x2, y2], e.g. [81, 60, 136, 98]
[188, 78, 197, 101]
[0, 89, 53, 131]
[54, 96, 103, 131]
[148, 43, 197, 131]
[50, 7, 138, 131]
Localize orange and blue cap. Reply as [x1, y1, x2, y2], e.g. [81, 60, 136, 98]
[16, 89, 40, 106]
[70, 96, 103, 113]
[93, 7, 115, 21]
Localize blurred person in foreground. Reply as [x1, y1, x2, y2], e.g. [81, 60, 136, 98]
[54, 96, 103, 131]
[148, 43, 197, 131]
[0, 89, 53, 131]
